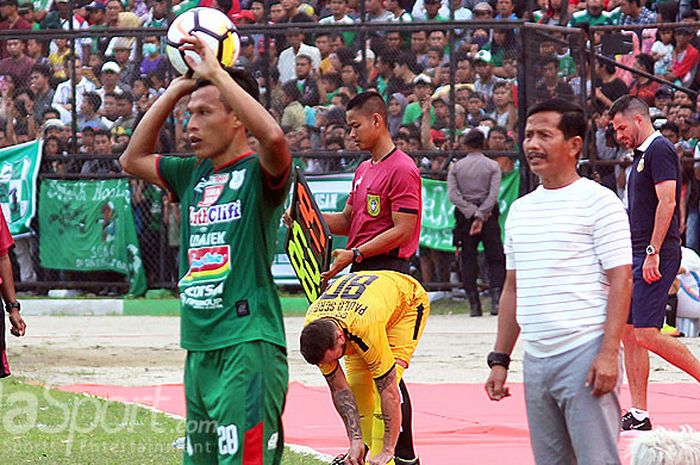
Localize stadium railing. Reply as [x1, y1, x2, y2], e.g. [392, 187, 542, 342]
[1, 19, 697, 295]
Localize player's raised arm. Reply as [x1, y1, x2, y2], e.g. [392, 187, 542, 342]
[120, 77, 196, 187]
[179, 34, 291, 177]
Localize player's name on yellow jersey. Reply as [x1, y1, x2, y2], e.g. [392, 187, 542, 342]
[309, 298, 369, 317]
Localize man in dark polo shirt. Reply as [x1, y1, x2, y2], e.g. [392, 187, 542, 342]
[322, 91, 422, 465]
[0, 206, 26, 379]
[610, 95, 700, 431]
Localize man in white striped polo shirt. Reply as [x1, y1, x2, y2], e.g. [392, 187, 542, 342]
[484, 99, 633, 464]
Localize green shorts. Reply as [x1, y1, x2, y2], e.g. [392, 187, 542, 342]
[184, 340, 288, 465]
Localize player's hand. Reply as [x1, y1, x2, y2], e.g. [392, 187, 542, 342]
[179, 33, 223, 81]
[586, 350, 618, 397]
[322, 249, 353, 282]
[283, 207, 293, 228]
[485, 366, 510, 401]
[8, 309, 26, 337]
[344, 440, 367, 465]
[166, 75, 197, 98]
[469, 218, 483, 236]
[368, 449, 393, 465]
[642, 253, 661, 284]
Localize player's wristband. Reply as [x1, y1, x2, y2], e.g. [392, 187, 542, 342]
[487, 351, 510, 370]
[352, 248, 364, 264]
[4, 301, 20, 313]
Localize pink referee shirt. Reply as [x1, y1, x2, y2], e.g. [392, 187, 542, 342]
[347, 148, 421, 258]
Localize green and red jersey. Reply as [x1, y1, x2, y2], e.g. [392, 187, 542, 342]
[157, 152, 290, 352]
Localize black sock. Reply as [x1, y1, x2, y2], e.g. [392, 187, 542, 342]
[667, 293, 678, 327]
[394, 379, 416, 461]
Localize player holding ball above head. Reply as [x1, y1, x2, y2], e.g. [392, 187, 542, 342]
[120, 30, 291, 465]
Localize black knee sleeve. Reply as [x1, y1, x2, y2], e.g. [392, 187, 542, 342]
[394, 379, 417, 462]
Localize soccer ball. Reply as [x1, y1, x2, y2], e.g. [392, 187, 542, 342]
[166, 7, 241, 76]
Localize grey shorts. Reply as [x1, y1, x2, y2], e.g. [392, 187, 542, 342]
[524, 336, 621, 465]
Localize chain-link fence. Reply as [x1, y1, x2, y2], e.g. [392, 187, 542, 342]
[2, 15, 698, 296]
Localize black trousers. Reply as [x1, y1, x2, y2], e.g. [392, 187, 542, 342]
[350, 254, 410, 274]
[0, 307, 9, 378]
[454, 209, 505, 295]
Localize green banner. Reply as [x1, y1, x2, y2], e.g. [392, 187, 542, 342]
[38, 179, 147, 296]
[419, 167, 521, 252]
[0, 140, 42, 236]
[274, 168, 521, 281]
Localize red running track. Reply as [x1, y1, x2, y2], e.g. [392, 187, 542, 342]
[59, 382, 700, 464]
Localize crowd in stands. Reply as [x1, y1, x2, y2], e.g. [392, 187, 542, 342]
[1, 0, 700, 287]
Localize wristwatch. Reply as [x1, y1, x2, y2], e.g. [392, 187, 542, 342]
[646, 244, 658, 256]
[487, 351, 511, 370]
[352, 248, 364, 264]
[4, 301, 20, 313]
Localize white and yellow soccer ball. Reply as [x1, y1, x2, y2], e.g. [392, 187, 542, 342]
[166, 7, 241, 75]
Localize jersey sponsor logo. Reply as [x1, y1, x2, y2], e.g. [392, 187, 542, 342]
[198, 185, 224, 207]
[189, 200, 242, 226]
[267, 432, 279, 450]
[181, 295, 224, 309]
[189, 231, 226, 247]
[180, 245, 231, 284]
[182, 281, 224, 299]
[229, 169, 246, 190]
[353, 176, 363, 192]
[194, 173, 230, 192]
[367, 194, 381, 217]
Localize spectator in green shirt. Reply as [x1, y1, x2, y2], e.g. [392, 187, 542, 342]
[570, 0, 615, 26]
[422, 0, 448, 21]
[403, 74, 435, 126]
[482, 29, 519, 78]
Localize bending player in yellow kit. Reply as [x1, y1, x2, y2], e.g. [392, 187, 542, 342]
[300, 271, 430, 465]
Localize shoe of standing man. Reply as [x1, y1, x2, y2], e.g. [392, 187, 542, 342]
[621, 409, 653, 431]
[490, 287, 501, 315]
[468, 292, 482, 317]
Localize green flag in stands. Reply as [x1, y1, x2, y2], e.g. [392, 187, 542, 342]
[39, 179, 147, 296]
[0, 140, 42, 236]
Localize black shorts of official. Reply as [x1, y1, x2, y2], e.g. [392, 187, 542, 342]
[0, 311, 10, 378]
[629, 247, 681, 328]
[350, 254, 410, 274]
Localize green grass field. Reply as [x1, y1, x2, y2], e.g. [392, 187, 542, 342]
[0, 378, 326, 465]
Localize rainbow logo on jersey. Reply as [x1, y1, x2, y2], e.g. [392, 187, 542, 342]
[180, 245, 231, 284]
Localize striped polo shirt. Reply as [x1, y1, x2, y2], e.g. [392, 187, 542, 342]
[504, 178, 632, 357]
